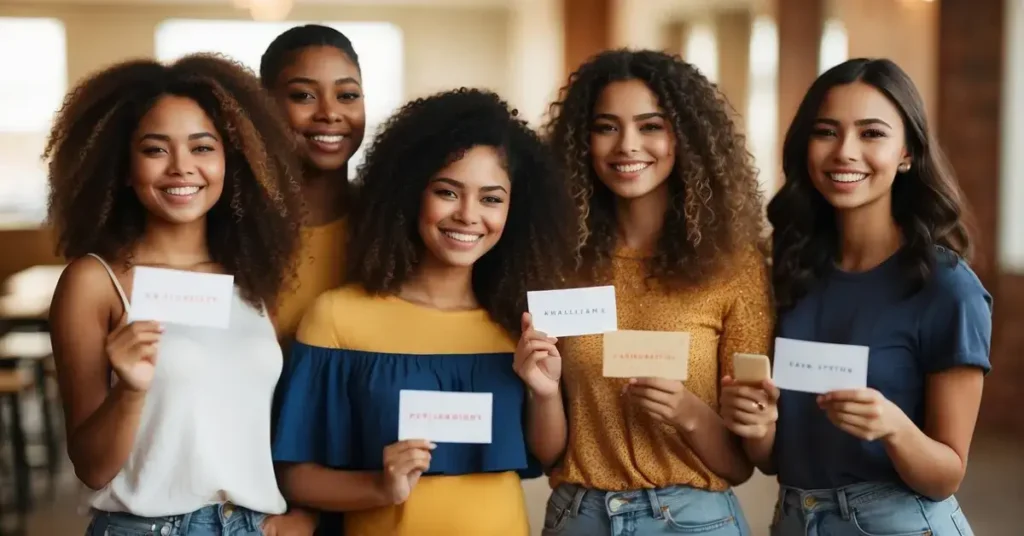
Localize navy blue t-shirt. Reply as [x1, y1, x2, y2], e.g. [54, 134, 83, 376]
[774, 247, 992, 490]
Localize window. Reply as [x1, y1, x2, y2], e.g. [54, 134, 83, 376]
[1000, 0, 1024, 272]
[685, 22, 719, 83]
[819, 19, 849, 74]
[746, 15, 779, 197]
[0, 18, 67, 227]
[155, 20, 404, 172]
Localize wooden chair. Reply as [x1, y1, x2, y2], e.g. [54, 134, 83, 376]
[0, 368, 35, 535]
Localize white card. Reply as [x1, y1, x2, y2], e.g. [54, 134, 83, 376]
[526, 285, 617, 337]
[772, 337, 869, 394]
[398, 390, 493, 444]
[128, 266, 234, 329]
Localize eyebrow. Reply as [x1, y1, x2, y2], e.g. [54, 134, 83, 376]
[140, 132, 219, 142]
[431, 176, 508, 194]
[285, 76, 362, 87]
[593, 112, 665, 122]
[815, 117, 893, 129]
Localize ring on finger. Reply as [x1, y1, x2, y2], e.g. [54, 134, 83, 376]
[755, 401, 766, 411]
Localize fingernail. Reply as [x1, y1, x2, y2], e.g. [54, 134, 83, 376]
[428, 442, 437, 450]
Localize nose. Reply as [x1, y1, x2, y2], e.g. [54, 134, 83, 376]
[168, 147, 196, 177]
[314, 96, 344, 124]
[616, 124, 641, 154]
[834, 131, 861, 163]
[454, 198, 480, 224]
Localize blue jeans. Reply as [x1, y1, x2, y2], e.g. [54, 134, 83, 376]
[543, 483, 750, 535]
[86, 504, 266, 536]
[771, 482, 973, 536]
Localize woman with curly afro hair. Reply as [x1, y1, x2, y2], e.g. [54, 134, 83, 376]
[721, 59, 990, 535]
[260, 24, 366, 344]
[45, 54, 313, 535]
[271, 87, 575, 535]
[522, 49, 771, 535]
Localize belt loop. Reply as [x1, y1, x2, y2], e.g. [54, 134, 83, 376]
[178, 510, 193, 535]
[569, 485, 586, 517]
[837, 488, 852, 521]
[646, 489, 664, 519]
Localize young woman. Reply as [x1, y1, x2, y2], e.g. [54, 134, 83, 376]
[720, 58, 990, 535]
[522, 49, 772, 535]
[260, 24, 366, 343]
[271, 88, 575, 535]
[46, 55, 312, 535]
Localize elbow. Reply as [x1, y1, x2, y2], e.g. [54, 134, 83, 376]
[276, 463, 306, 500]
[73, 464, 112, 491]
[924, 476, 964, 502]
[724, 461, 755, 487]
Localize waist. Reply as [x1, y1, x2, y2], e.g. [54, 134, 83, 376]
[779, 481, 951, 511]
[553, 437, 728, 491]
[345, 472, 528, 536]
[90, 503, 265, 534]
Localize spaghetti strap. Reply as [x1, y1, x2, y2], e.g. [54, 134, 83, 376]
[86, 253, 130, 314]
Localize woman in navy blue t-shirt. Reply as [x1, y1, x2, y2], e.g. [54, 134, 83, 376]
[720, 58, 990, 535]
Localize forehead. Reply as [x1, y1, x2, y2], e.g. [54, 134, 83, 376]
[817, 81, 903, 127]
[278, 46, 360, 84]
[136, 95, 215, 133]
[434, 146, 510, 187]
[593, 79, 662, 116]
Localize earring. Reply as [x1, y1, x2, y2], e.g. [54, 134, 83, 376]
[897, 163, 911, 173]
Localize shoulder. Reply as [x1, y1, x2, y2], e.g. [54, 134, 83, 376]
[295, 284, 371, 347]
[922, 247, 991, 310]
[53, 256, 120, 311]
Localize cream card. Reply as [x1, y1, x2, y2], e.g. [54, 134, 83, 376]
[128, 267, 234, 329]
[733, 353, 772, 383]
[772, 337, 869, 394]
[397, 390, 493, 444]
[527, 285, 617, 337]
[602, 330, 690, 380]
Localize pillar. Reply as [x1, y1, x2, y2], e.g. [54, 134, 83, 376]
[562, 0, 613, 79]
[774, 0, 823, 190]
[714, 9, 752, 122]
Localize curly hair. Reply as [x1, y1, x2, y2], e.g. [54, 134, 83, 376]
[767, 58, 972, 310]
[347, 88, 575, 335]
[44, 53, 304, 308]
[544, 49, 766, 287]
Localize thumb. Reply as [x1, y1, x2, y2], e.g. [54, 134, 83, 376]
[521, 312, 532, 332]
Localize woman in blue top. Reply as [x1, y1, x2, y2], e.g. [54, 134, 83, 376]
[720, 58, 990, 535]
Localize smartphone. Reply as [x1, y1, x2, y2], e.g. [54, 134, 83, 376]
[732, 353, 771, 384]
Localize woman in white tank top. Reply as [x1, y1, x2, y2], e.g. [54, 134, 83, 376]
[44, 54, 315, 535]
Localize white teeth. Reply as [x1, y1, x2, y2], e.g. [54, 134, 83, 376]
[613, 162, 651, 173]
[163, 186, 200, 196]
[310, 135, 344, 143]
[828, 172, 868, 183]
[443, 231, 482, 243]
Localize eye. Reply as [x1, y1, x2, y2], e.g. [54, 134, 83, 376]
[288, 92, 314, 102]
[141, 146, 166, 155]
[639, 123, 664, 133]
[339, 91, 362, 101]
[482, 195, 504, 204]
[862, 129, 887, 139]
[810, 127, 837, 138]
[193, 145, 216, 153]
[590, 123, 615, 133]
[433, 188, 457, 199]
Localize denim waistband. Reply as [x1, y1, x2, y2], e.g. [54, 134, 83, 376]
[93, 503, 262, 534]
[557, 482, 738, 519]
[779, 482, 921, 520]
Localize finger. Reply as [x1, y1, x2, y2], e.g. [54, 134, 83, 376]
[127, 331, 162, 346]
[726, 422, 766, 439]
[823, 389, 876, 403]
[521, 312, 532, 333]
[725, 408, 771, 426]
[136, 342, 159, 361]
[128, 320, 164, 335]
[834, 420, 873, 441]
[821, 399, 877, 418]
[629, 377, 682, 394]
[761, 379, 781, 402]
[825, 409, 873, 430]
[726, 385, 769, 405]
[721, 375, 735, 386]
[384, 440, 436, 458]
[627, 385, 676, 406]
[526, 339, 559, 357]
[633, 399, 673, 422]
[390, 456, 431, 477]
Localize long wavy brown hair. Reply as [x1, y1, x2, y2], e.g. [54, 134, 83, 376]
[44, 53, 303, 308]
[545, 49, 766, 287]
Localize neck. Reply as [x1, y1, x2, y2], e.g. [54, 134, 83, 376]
[836, 197, 902, 272]
[615, 182, 669, 252]
[133, 216, 211, 267]
[398, 258, 477, 311]
[303, 166, 349, 226]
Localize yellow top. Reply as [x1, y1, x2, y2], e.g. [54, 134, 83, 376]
[274, 219, 347, 342]
[286, 285, 533, 536]
[551, 247, 774, 491]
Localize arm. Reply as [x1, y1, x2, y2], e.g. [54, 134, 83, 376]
[883, 367, 983, 500]
[741, 422, 777, 476]
[278, 463, 392, 511]
[51, 259, 146, 490]
[525, 386, 567, 469]
[674, 392, 753, 486]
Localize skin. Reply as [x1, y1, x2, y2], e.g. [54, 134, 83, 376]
[279, 145, 515, 510]
[518, 79, 753, 486]
[721, 81, 983, 500]
[271, 45, 366, 225]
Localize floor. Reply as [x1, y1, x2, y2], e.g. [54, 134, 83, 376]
[22, 434, 1022, 535]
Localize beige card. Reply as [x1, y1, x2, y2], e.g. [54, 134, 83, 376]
[602, 330, 690, 380]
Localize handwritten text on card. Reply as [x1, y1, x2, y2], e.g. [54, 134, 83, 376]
[527, 286, 617, 337]
[772, 337, 869, 394]
[398, 390, 493, 444]
[128, 267, 234, 329]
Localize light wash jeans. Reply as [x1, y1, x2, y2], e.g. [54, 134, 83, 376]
[86, 504, 267, 536]
[543, 483, 750, 535]
[771, 482, 973, 536]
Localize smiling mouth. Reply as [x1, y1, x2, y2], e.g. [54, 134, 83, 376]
[827, 172, 869, 184]
[442, 230, 483, 244]
[611, 162, 652, 174]
[161, 186, 203, 196]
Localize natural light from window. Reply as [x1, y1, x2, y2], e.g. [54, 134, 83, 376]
[819, 18, 849, 74]
[685, 22, 719, 83]
[155, 20, 404, 172]
[0, 17, 67, 227]
[747, 15, 779, 197]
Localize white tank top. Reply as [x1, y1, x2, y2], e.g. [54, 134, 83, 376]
[84, 254, 287, 517]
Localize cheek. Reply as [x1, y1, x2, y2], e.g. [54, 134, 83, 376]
[649, 133, 675, 161]
[589, 135, 614, 165]
[418, 196, 448, 229]
[483, 206, 510, 236]
[284, 103, 313, 129]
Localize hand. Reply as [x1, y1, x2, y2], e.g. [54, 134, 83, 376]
[379, 439, 435, 505]
[817, 388, 912, 442]
[260, 510, 317, 536]
[623, 377, 696, 431]
[513, 312, 561, 399]
[719, 376, 780, 439]
[105, 313, 162, 392]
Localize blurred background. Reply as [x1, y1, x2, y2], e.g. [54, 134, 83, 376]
[0, 0, 1020, 534]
